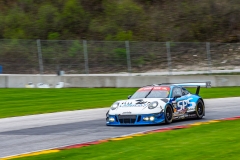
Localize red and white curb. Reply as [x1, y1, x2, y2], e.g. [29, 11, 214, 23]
[2, 116, 240, 160]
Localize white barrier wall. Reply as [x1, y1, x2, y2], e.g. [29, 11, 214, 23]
[1, 75, 240, 88]
[0, 76, 6, 88]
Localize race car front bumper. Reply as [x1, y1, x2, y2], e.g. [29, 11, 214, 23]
[106, 112, 165, 126]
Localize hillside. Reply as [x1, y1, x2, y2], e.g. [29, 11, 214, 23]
[0, 0, 240, 42]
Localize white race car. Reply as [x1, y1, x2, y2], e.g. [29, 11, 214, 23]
[106, 82, 211, 125]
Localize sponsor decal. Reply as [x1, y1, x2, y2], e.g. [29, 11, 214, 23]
[179, 115, 185, 119]
[187, 114, 197, 118]
[177, 98, 196, 111]
[173, 116, 179, 120]
[136, 99, 147, 104]
[120, 101, 149, 107]
[187, 107, 195, 112]
[138, 87, 153, 91]
[137, 86, 170, 92]
[153, 87, 170, 91]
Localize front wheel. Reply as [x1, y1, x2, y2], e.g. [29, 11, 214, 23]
[165, 105, 173, 124]
[196, 100, 205, 119]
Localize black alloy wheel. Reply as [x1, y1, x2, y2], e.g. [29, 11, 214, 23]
[196, 100, 204, 119]
[165, 105, 173, 124]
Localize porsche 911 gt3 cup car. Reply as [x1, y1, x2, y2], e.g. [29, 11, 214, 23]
[106, 82, 211, 126]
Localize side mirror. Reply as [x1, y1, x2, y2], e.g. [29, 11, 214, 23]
[174, 94, 181, 99]
[128, 95, 132, 99]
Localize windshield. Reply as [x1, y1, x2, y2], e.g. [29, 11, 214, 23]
[130, 86, 170, 99]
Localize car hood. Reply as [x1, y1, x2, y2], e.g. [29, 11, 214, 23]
[108, 98, 169, 115]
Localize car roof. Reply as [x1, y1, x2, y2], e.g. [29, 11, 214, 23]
[141, 84, 188, 91]
[142, 84, 181, 87]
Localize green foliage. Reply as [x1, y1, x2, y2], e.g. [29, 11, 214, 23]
[0, 39, 39, 73]
[37, 4, 60, 39]
[149, 53, 156, 60]
[113, 48, 127, 60]
[61, 0, 90, 38]
[91, 0, 144, 40]
[48, 32, 60, 40]
[109, 30, 133, 41]
[0, 0, 240, 42]
[135, 56, 145, 67]
[67, 40, 83, 57]
[3, 7, 29, 39]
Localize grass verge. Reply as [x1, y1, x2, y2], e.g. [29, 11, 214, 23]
[12, 119, 240, 160]
[0, 87, 240, 118]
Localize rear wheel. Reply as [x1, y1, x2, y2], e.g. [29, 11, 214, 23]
[196, 100, 204, 119]
[165, 105, 173, 124]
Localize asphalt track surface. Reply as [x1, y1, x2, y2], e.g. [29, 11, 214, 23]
[0, 97, 240, 158]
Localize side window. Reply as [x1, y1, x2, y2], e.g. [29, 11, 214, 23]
[172, 87, 182, 97]
[182, 88, 190, 95]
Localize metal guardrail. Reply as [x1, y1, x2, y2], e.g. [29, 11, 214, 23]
[0, 40, 240, 74]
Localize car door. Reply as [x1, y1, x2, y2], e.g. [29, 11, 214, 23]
[172, 87, 188, 117]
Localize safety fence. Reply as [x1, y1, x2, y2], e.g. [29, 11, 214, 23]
[0, 40, 240, 74]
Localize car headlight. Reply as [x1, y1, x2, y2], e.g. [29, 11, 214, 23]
[109, 117, 115, 122]
[148, 101, 158, 109]
[149, 116, 155, 121]
[111, 102, 119, 110]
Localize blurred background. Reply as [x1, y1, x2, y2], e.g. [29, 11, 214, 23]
[0, 0, 240, 74]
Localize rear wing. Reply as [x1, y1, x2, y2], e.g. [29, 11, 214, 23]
[172, 81, 211, 95]
[172, 81, 211, 88]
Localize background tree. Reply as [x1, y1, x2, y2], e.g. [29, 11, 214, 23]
[0, 0, 239, 42]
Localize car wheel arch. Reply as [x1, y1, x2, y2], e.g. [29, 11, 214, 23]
[199, 98, 204, 105]
[165, 103, 174, 113]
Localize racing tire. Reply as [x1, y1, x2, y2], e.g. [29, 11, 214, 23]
[165, 105, 173, 124]
[196, 100, 204, 119]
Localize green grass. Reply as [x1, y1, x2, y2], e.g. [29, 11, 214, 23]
[0, 87, 240, 118]
[0, 88, 136, 118]
[187, 86, 240, 98]
[14, 119, 240, 160]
